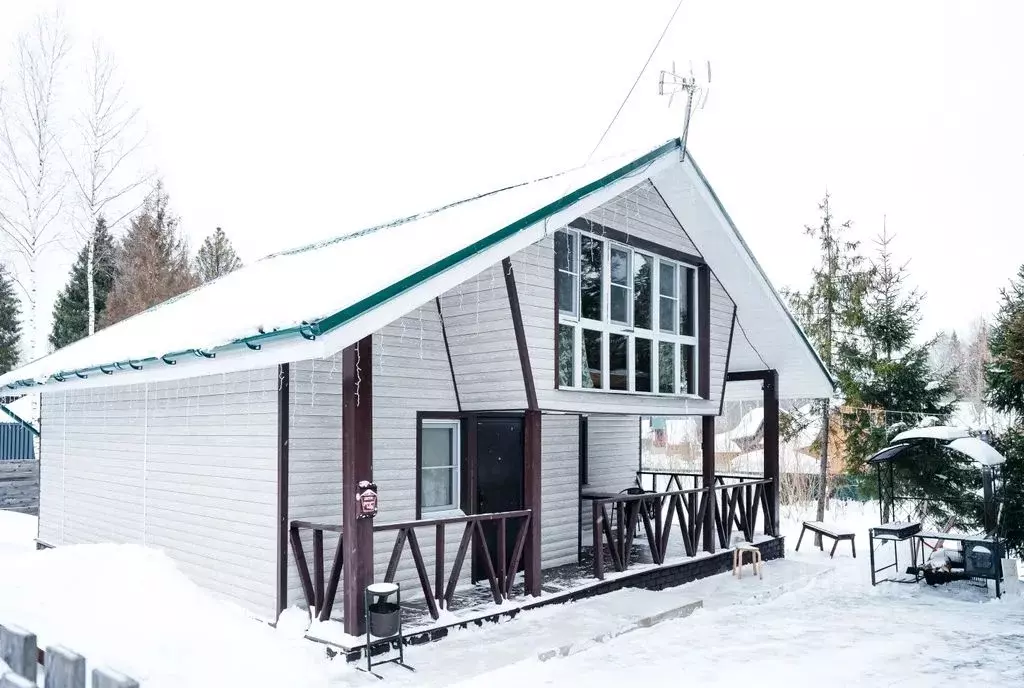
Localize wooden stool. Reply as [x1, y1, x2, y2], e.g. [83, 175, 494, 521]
[733, 543, 763, 580]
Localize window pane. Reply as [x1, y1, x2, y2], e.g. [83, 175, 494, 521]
[680, 267, 695, 336]
[680, 344, 696, 395]
[635, 338, 652, 392]
[610, 247, 629, 286]
[557, 272, 576, 315]
[609, 334, 628, 391]
[555, 230, 575, 272]
[659, 262, 676, 297]
[659, 296, 676, 333]
[582, 329, 603, 389]
[422, 427, 454, 467]
[580, 236, 603, 320]
[634, 255, 653, 329]
[658, 342, 675, 394]
[422, 468, 453, 509]
[610, 285, 629, 324]
[558, 324, 575, 387]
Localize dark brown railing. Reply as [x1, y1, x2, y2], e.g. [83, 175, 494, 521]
[290, 509, 532, 623]
[586, 478, 775, 580]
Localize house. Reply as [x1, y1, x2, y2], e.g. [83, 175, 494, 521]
[0, 139, 832, 642]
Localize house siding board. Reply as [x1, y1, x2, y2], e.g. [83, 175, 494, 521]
[512, 180, 736, 415]
[438, 263, 527, 410]
[37, 370, 280, 621]
[369, 301, 465, 602]
[581, 415, 640, 544]
[540, 413, 579, 568]
[286, 353, 344, 615]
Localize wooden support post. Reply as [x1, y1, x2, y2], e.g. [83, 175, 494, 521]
[0, 625, 36, 682]
[701, 415, 716, 552]
[44, 646, 86, 688]
[342, 335, 374, 636]
[91, 668, 140, 688]
[523, 409, 542, 596]
[763, 370, 780, 536]
[275, 362, 290, 619]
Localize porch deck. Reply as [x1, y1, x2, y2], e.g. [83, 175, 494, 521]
[305, 534, 784, 656]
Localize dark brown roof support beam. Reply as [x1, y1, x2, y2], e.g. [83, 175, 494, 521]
[523, 409, 542, 596]
[503, 257, 538, 411]
[698, 265, 711, 399]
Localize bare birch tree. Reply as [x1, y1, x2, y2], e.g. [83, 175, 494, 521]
[62, 42, 149, 336]
[0, 12, 71, 360]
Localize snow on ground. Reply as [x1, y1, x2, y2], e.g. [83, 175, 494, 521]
[1, 504, 1022, 688]
[0, 511, 344, 688]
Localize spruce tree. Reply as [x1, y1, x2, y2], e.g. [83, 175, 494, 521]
[194, 227, 243, 283]
[0, 264, 21, 374]
[841, 226, 956, 468]
[49, 217, 118, 350]
[784, 193, 870, 530]
[102, 181, 198, 327]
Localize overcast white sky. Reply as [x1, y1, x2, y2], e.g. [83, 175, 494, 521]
[2, 0, 1022, 354]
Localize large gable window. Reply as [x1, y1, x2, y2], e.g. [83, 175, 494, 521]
[555, 227, 700, 397]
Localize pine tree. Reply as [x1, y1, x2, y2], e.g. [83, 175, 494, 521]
[49, 217, 118, 350]
[0, 264, 21, 374]
[841, 225, 956, 470]
[194, 227, 242, 283]
[102, 182, 197, 327]
[783, 193, 870, 531]
[987, 265, 1024, 416]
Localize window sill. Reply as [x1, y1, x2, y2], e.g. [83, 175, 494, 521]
[420, 507, 466, 520]
[555, 386, 705, 401]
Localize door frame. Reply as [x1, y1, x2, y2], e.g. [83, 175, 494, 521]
[415, 410, 526, 520]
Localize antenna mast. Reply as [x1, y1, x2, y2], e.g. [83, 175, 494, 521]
[658, 61, 711, 161]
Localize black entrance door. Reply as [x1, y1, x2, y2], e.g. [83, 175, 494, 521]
[474, 416, 525, 581]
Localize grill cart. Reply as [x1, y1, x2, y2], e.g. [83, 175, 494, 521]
[865, 427, 1007, 597]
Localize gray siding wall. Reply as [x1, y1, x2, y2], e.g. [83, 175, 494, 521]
[286, 353, 344, 614]
[540, 413, 579, 568]
[370, 300, 464, 601]
[581, 415, 640, 544]
[438, 265, 527, 410]
[38, 370, 280, 621]
[512, 179, 736, 415]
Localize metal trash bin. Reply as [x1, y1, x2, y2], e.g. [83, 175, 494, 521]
[367, 583, 401, 638]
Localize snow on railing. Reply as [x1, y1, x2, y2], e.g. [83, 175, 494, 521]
[0, 625, 138, 688]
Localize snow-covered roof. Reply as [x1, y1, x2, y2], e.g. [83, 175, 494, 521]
[729, 445, 820, 475]
[0, 138, 834, 397]
[947, 437, 1006, 467]
[891, 426, 971, 443]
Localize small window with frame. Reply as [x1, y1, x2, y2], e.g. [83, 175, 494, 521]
[420, 419, 461, 512]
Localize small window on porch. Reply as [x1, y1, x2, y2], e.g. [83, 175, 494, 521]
[421, 420, 461, 512]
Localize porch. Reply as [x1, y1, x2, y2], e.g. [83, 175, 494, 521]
[290, 469, 779, 650]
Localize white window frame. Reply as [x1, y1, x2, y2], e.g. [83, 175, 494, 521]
[555, 227, 700, 398]
[420, 419, 461, 513]
[555, 230, 579, 318]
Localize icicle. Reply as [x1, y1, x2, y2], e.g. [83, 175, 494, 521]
[419, 308, 424, 360]
[310, 358, 316, 408]
[355, 341, 362, 407]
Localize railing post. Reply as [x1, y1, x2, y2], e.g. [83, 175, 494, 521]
[44, 645, 86, 688]
[701, 416, 716, 553]
[435, 522, 445, 606]
[592, 500, 604, 580]
[763, 370, 780, 537]
[0, 625, 36, 682]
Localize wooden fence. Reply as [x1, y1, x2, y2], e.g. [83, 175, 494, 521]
[0, 625, 138, 688]
[0, 461, 38, 515]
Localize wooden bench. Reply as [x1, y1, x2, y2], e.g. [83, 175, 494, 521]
[796, 521, 856, 558]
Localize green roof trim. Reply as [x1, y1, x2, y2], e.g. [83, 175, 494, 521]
[683, 151, 836, 391]
[5, 139, 679, 389]
[313, 139, 680, 336]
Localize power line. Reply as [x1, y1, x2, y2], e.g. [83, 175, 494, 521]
[585, 0, 685, 165]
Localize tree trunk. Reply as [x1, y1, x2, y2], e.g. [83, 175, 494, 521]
[86, 234, 96, 335]
[814, 400, 830, 546]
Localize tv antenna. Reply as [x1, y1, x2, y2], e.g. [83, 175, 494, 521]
[659, 61, 711, 161]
